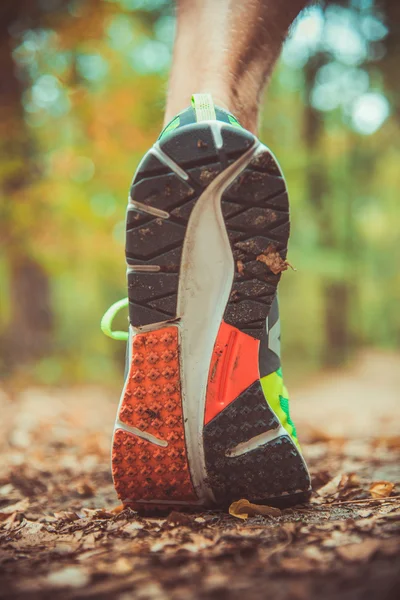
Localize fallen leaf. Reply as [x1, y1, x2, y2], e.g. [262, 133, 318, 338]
[339, 472, 360, 490]
[311, 470, 332, 490]
[167, 511, 192, 526]
[150, 538, 179, 553]
[110, 504, 125, 515]
[76, 482, 94, 497]
[194, 517, 206, 524]
[336, 539, 380, 562]
[237, 260, 244, 275]
[357, 509, 373, 518]
[123, 521, 144, 534]
[0, 497, 29, 520]
[354, 516, 377, 532]
[303, 545, 329, 563]
[45, 566, 89, 588]
[369, 481, 395, 499]
[53, 511, 80, 522]
[79, 508, 114, 519]
[279, 556, 314, 573]
[322, 530, 362, 548]
[316, 474, 342, 498]
[256, 244, 295, 275]
[380, 508, 400, 520]
[229, 499, 281, 520]
[114, 557, 133, 575]
[378, 503, 400, 515]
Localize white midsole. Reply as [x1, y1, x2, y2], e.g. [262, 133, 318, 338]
[176, 143, 261, 505]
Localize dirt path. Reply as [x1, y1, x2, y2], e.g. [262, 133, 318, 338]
[0, 351, 399, 600]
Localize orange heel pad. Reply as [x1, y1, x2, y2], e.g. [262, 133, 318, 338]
[112, 327, 197, 509]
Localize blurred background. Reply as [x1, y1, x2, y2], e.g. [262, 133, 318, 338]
[0, 0, 399, 391]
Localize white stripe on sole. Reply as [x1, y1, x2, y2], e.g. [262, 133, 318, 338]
[176, 142, 263, 505]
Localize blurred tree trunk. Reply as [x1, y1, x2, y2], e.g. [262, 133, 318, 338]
[0, 4, 53, 374]
[303, 55, 352, 367]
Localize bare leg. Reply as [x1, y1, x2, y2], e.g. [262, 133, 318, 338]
[165, 0, 308, 134]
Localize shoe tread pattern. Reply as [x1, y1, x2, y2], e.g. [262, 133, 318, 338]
[221, 136, 290, 339]
[203, 380, 311, 506]
[112, 327, 197, 506]
[126, 124, 289, 338]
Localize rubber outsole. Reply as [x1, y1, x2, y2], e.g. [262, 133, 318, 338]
[112, 326, 197, 509]
[113, 121, 311, 511]
[125, 124, 289, 340]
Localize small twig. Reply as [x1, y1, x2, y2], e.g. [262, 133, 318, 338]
[321, 495, 400, 507]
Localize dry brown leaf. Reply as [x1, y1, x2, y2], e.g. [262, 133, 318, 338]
[311, 470, 332, 490]
[229, 499, 281, 520]
[339, 472, 361, 490]
[303, 545, 329, 563]
[53, 511, 80, 522]
[256, 244, 295, 275]
[194, 517, 206, 524]
[76, 482, 94, 497]
[180, 533, 216, 553]
[80, 508, 114, 519]
[0, 497, 29, 515]
[45, 566, 89, 589]
[0, 497, 29, 521]
[336, 539, 380, 562]
[113, 557, 133, 575]
[369, 481, 395, 499]
[279, 556, 314, 573]
[167, 511, 192, 526]
[316, 474, 342, 498]
[123, 521, 144, 535]
[357, 509, 373, 518]
[354, 516, 378, 532]
[110, 504, 125, 515]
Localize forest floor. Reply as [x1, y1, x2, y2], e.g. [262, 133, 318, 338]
[0, 350, 399, 600]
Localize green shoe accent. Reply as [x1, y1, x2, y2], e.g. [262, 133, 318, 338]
[228, 114, 242, 128]
[191, 93, 216, 121]
[101, 297, 129, 341]
[279, 394, 298, 439]
[260, 371, 300, 449]
[159, 115, 180, 139]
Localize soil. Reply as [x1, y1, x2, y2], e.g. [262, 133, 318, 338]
[0, 350, 399, 600]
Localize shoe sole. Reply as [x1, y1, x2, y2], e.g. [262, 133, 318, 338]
[112, 122, 311, 511]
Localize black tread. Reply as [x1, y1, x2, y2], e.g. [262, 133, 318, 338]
[221, 157, 289, 339]
[126, 122, 289, 343]
[203, 382, 311, 506]
[161, 126, 219, 166]
[205, 381, 280, 449]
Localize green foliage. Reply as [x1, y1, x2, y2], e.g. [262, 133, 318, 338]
[0, 0, 398, 383]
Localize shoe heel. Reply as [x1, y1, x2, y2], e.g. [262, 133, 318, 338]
[112, 326, 197, 510]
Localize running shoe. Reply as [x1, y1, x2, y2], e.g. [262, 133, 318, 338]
[102, 94, 311, 511]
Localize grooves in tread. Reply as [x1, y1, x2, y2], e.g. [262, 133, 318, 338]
[222, 151, 290, 339]
[203, 381, 310, 506]
[126, 123, 256, 328]
[126, 124, 291, 338]
[112, 327, 197, 506]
